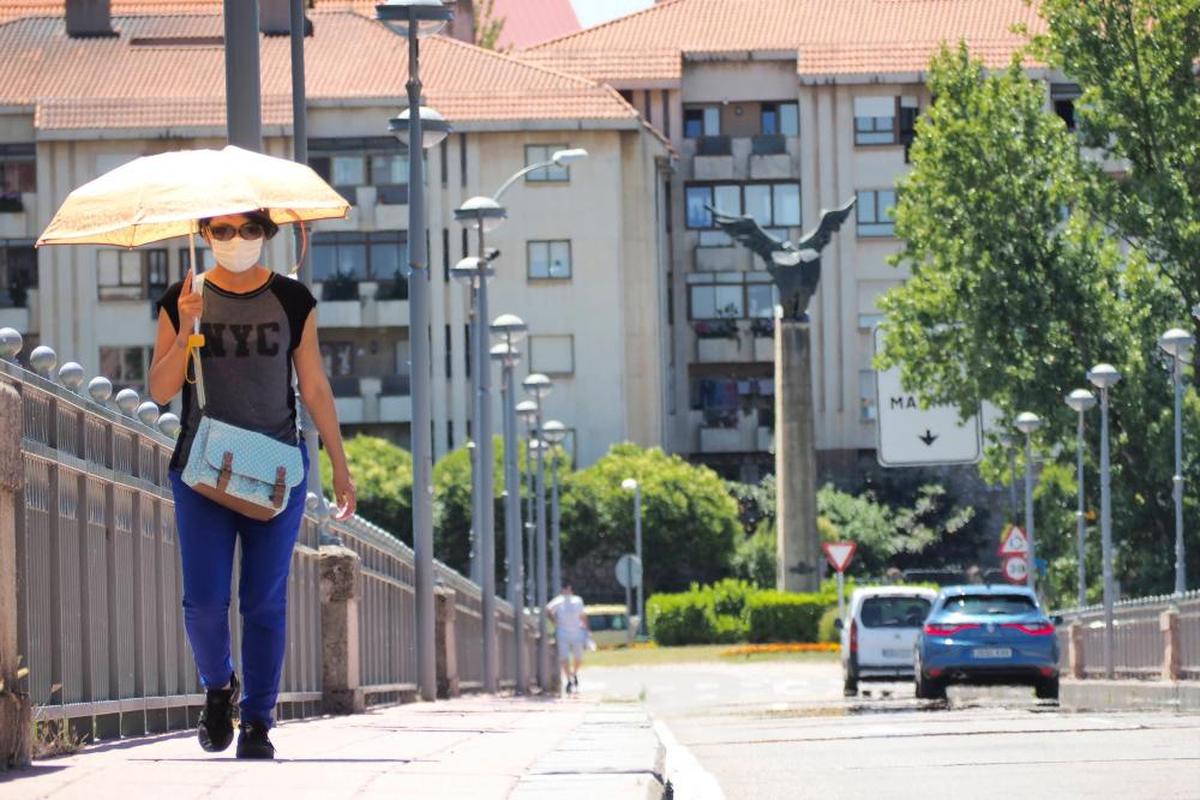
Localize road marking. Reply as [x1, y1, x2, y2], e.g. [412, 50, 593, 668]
[653, 717, 725, 800]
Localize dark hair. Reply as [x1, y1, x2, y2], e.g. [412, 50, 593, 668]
[199, 208, 279, 239]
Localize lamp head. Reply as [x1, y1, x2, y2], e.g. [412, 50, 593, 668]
[450, 256, 492, 282]
[375, 0, 453, 37]
[1087, 363, 1122, 390]
[454, 195, 507, 232]
[621, 478, 638, 491]
[551, 148, 588, 165]
[490, 313, 527, 342]
[1014, 411, 1042, 435]
[522, 372, 552, 399]
[490, 342, 519, 364]
[1159, 328, 1195, 359]
[1065, 388, 1097, 414]
[389, 105, 450, 149]
[542, 419, 567, 444]
[515, 399, 538, 423]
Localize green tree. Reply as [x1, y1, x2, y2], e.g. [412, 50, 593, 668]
[474, 0, 507, 51]
[560, 443, 740, 595]
[877, 42, 1195, 604]
[320, 435, 412, 544]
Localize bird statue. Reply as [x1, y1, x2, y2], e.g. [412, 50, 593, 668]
[709, 197, 856, 321]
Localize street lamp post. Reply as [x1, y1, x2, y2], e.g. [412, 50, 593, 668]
[542, 420, 568, 595]
[523, 373, 553, 690]
[621, 478, 645, 638]
[516, 400, 538, 609]
[376, 0, 454, 703]
[491, 314, 528, 692]
[999, 433, 1019, 522]
[1160, 328, 1194, 595]
[1065, 389, 1097, 608]
[1014, 412, 1042, 592]
[1088, 363, 1122, 680]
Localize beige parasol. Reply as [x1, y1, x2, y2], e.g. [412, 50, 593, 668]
[37, 145, 349, 248]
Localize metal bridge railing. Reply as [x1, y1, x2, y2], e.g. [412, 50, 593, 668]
[1055, 590, 1200, 681]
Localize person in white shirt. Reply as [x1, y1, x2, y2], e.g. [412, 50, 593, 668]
[546, 582, 590, 693]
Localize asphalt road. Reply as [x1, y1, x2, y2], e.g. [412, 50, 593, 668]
[583, 660, 1200, 800]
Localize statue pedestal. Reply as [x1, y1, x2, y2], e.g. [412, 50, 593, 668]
[775, 317, 819, 592]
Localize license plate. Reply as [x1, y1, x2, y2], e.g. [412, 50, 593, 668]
[882, 648, 910, 659]
[972, 647, 1012, 659]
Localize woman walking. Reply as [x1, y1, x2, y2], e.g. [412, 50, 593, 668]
[149, 210, 356, 759]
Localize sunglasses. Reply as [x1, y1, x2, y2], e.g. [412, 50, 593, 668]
[206, 221, 266, 241]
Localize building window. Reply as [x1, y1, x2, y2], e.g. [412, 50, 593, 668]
[528, 334, 575, 376]
[854, 96, 919, 146]
[687, 271, 775, 321]
[97, 248, 168, 301]
[311, 231, 408, 290]
[683, 105, 721, 138]
[1051, 83, 1081, 132]
[99, 346, 152, 394]
[859, 369, 878, 422]
[320, 341, 355, 377]
[856, 190, 898, 237]
[177, 245, 213, 274]
[0, 144, 35, 212]
[309, 137, 418, 205]
[0, 239, 36, 308]
[527, 240, 572, 280]
[686, 182, 800, 245]
[524, 144, 569, 183]
[760, 102, 799, 136]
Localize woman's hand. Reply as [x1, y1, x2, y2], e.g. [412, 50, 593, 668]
[177, 268, 204, 334]
[332, 464, 357, 521]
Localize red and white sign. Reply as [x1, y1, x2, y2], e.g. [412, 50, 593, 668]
[822, 541, 857, 573]
[1003, 556, 1029, 584]
[998, 525, 1030, 557]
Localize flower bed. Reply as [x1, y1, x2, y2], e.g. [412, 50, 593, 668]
[720, 642, 840, 657]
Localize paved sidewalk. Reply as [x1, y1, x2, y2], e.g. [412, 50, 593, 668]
[0, 695, 665, 800]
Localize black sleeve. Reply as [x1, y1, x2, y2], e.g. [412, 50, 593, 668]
[270, 275, 318, 351]
[157, 281, 184, 332]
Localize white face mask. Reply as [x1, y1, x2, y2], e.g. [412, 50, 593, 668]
[211, 237, 263, 273]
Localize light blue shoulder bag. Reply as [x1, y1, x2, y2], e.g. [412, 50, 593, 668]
[180, 274, 304, 520]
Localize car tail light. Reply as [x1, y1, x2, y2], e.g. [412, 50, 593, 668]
[1039, 666, 1056, 677]
[1002, 622, 1056, 636]
[928, 667, 943, 678]
[849, 619, 858, 653]
[924, 623, 981, 636]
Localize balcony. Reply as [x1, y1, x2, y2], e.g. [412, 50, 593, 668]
[694, 245, 742, 272]
[696, 335, 743, 363]
[0, 192, 37, 238]
[0, 289, 38, 334]
[329, 374, 412, 425]
[315, 281, 410, 329]
[696, 412, 773, 454]
[693, 320, 774, 364]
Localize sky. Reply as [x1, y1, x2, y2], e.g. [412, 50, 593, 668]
[570, 0, 654, 29]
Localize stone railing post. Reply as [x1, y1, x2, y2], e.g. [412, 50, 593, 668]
[1161, 607, 1181, 682]
[435, 586, 459, 699]
[0, 382, 31, 770]
[1068, 621, 1085, 680]
[320, 545, 364, 714]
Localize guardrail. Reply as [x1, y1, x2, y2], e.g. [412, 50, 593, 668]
[0, 341, 537, 756]
[1054, 590, 1200, 681]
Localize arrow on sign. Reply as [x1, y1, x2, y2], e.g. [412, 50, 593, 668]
[822, 541, 857, 573]
[919, 429, 939, 447]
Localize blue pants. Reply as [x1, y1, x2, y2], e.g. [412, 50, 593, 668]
[169, 448, 308, 726]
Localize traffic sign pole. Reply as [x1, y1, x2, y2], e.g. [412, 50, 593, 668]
[836, 570, 845, 620]
[624, 560, 633, 646]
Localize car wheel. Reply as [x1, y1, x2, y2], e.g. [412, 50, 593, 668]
[915, 670, 945, 701]
[843, 671, 858, 697]
[1035, 676, 1059, 701]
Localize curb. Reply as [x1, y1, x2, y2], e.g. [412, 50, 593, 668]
[652, 717, 725, 800]
[1062, 680, 1200, 712]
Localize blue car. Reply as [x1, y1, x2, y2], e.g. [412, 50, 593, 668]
[914, 585, 1061, 701]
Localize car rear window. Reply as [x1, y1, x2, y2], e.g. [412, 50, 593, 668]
[858, 596, 931, 628]
[940, 595, 1037, 615]
[587, 614, 628, 632]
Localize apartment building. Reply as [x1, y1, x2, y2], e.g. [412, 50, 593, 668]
[0, 2, 670, 465]
[526, 0, 1046, 481]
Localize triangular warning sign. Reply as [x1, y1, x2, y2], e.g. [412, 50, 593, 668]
[998, 525, 1030, 556]
[822, 541, 857, 573]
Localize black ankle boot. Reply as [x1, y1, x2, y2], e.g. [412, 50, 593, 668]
[236, 720, 276, 760]
[197, 673, 239, 753]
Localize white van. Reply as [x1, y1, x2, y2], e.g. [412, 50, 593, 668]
[838, 586, 938, 696]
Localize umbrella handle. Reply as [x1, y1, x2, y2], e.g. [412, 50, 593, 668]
[284, 209, 308, 277]
[188, 229, 202, 335]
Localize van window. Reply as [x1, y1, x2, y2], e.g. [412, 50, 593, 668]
[587, 613, 627, 632]
[941, 594, 1037, 615]
[859, 596, 931, 628]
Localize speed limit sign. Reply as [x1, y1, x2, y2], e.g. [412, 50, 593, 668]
[1003, 556, 1029, 585]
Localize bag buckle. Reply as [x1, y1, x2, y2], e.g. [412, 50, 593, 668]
[218, 451, 233, 491]
[272, 466, 287, 508]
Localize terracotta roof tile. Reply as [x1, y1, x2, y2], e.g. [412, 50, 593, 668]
[0, 10, 640, 131]
[529, 0, 1045, 83]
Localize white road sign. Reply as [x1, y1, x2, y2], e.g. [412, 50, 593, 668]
[998, 525, 1030, 556]
[615, 554, 643, 589]
[873, 327, 982, 467]
[1003, 556, 1029, 584]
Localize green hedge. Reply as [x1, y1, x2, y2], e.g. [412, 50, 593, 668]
[817, 606, 842, 644]
[646, 591, 716, 646]
[745, 591, 830, 643]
